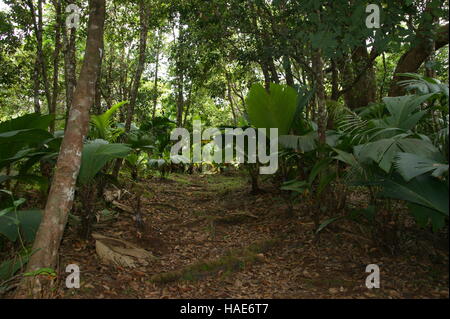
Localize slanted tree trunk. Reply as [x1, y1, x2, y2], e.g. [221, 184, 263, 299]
[15, 0, 106, 298]
[389, 24, 449, 96]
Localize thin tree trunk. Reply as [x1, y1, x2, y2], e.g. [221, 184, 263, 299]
[63, 13, 77, 126]
[15, 0, 106, 298]
[312, 49, 326, 145]
[49, 0, 63, 133]
[176, 73, 184, 127]
[226, 72, 237, 126]
[330, 59, 339, 101]
[113, 0, 149, 179]
[125, 0, 149, 131]
[94, 33, 104, 115]
[283, 55, 295, 88]
[152, 30, 161, 120]
[27, 0, 52, 118]
[260, 62, 271, 91]
[268, 57, 279, 84]
[32, 56, 41, 113]
[182, 84, 193, 127]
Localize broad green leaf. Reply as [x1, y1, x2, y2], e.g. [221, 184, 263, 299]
[0, 209, 42, 242]
[395, 152, 448, 181]
[378, 175, 449, 217]
[0, 114, 54, 133]
[78, 140, 131, 185]
[278, 131, 317, 152]
[246, 83, 298, 136]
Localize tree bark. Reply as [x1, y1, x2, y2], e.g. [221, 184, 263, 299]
[176, 73, 184, 127]
[113, 0, 149, 178]
[343, 46, 377, 109]
[125, 0, 150, 131]
[63, 7, 77, 126]
[152, 30, 161, 120]
[330, 59, 339, 101]
[226, 72, 237, 126]
[15, 0, 106, 298]
[283, 55, 295, 88]
[27, 0, 52, 120]
[312, 49, 326, 145]
[93, 33, 104, 115]
[32, 56, 41, 113]
[49, 0, 63, 133]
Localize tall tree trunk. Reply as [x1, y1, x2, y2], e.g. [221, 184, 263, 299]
[32, 56, 41, 113]
[344, 46, 377, 109]
[15, 0, 106, 298]
[113, 0, 149, 179]
[389, 24, 448, 96]
[226, 72, 237, 126]
[93, 34, 104, 115]
[312, 49, 326, 145]
[330, 59, 339, 101]
[49, 0, 63, 133]
[63, 11, 77, 126]
[176, 73, 184, 127]
[267, 56, 279, 84]
[152, 30, 161, 120]
[125, 0, 149, 131]
[283, 55, 295, 88]
[27, 0, 52, 119]
[260, 61, 271, 91]
[182, 83, 193, 127]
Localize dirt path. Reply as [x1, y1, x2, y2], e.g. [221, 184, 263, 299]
[56, 172, 448, 299]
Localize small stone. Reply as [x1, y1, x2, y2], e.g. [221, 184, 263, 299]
[329, 288, 339, 294]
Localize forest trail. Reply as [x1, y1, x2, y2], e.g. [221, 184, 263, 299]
[54, 172, 448, 299]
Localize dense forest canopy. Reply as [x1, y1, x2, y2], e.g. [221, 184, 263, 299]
[0, 0, 448, 300]
[1, 0, 448, 124]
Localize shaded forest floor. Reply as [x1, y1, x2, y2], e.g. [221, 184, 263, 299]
[50, 172, 449, 298]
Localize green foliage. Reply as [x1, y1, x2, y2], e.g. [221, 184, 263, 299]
[0, 113, 58, 170]
[334, 86, 449, 231]
[0, 190, 42, 243]
[395, 152, 448, 181]
[0, 253, 29, 283]
[90, 101, 129, 141]
[378, 175, 448, 231]
[246, 83, 298, 136]
[355, 135, 439, 173]
[398, 73, 449, 98]
[78, 140, 131, 185]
